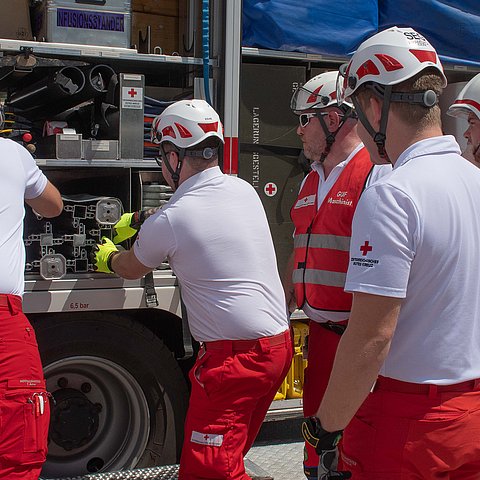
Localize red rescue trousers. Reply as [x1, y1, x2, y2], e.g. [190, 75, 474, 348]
[342, 375, 480, 479]
[178, 329, 293, 480]
[0, 294, 50, 480]
[302, 320, 347, 479]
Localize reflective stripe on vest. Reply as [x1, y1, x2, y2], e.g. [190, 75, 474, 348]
[294, 233, 350, 251]
[292, 268, 347, 288]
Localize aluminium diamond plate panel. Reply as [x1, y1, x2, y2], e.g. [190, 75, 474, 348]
[41, 460, 274, 480]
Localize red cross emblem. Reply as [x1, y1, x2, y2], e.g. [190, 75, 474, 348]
[128, 88, 138, 98]
[204, 434, 209, 441]
[264, 182, 277, 196]
[360, 241, 372, 256]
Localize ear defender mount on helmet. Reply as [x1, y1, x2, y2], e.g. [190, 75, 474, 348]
[186, 147, 218, 160]
[390, 90, 438, 107]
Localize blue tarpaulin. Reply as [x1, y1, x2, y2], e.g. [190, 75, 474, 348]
[242, 0, 378, 57]
[379, 0, 480, 67]
[242, 1, 480, 67]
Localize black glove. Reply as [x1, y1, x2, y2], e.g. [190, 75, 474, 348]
[302, 417, 351, 480]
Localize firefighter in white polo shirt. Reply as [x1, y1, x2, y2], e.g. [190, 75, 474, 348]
[305, 26, 480, 479]
[93, 99, 293, 480]
[0, 138, 63, 479]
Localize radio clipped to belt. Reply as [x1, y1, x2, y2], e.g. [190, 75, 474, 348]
[319, 322, 347, 336]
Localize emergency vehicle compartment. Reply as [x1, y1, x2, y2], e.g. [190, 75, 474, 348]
[134, 170, 174, 210]
[24, 168, 130, 279]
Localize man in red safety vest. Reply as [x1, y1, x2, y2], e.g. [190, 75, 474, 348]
[285, 70, 391, 480]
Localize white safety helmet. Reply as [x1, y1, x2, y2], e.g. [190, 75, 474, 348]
[291, 71, 353, 113]
[151, 99, 224, 149]
[337, 26, 447, 104]
[447, 73, 480, 120]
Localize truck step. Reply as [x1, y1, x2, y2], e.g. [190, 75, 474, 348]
[41, 460, 273, 480]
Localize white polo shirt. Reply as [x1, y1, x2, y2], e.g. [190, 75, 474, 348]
[134, 166, 289, 342]
[302, 144, 392, 322]
[346, 135, 480, 384]
[0, 139, 48, 296]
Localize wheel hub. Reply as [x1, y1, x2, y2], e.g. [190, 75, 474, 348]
[50, 387, 100, 450]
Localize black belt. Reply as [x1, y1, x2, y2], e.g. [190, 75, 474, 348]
[319, 322, 347, 336]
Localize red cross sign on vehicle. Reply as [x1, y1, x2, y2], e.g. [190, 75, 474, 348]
[264, 182, 277, 197]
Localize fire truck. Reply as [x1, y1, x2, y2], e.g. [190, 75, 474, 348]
[0, 0, 478, 477]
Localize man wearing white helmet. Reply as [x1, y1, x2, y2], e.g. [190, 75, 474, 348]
[447, 73, 480, 167]
[287, 71, 390, 480]
[93, 99, 293, 480]
[302, 27, 480, 479]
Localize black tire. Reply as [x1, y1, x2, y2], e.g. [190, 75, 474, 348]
[32, 313, 189, 478]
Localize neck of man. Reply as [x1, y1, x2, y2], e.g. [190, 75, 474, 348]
[322, 129, 363, 179]
[177, 159, 219, 186]
[386, 119, 443, 166]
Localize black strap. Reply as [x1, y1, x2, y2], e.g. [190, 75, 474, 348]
[143, 271, 158, 308]
[319, 322, 346, 336]
[351, 92, 392, 164]
[316, 108, 354, 163]
[177, 280, 194, 359]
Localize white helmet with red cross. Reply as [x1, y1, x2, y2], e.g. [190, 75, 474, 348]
[337, 26, 447, 104]
[447, 73, 480, 120]
[151, 99, 224, 148]
[291, 71, 352, 113]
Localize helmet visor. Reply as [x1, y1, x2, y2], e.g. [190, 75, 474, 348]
[290, 85, 330, 112]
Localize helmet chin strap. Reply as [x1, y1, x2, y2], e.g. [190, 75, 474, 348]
[351, 86, 393, 164]
[317, 108, 355, 163]
[160, 146, 186, 190]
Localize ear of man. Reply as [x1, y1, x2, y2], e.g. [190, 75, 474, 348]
[369, 95, 384, 131]
[326, 109, 344, 132]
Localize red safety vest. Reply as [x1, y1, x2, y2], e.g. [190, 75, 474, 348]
[290, 148, 373, 312]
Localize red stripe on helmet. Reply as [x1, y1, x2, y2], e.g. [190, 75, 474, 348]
[198, 121, 219, 133]
[307, 85, 324, 104]
[454, 99, 480, 112]
[409, 49, 437, 64]
[375, 54, 403, 72]
[356, 60, 380, 80]
[161, 125, 176, 139]
[175, 122, 193, 138]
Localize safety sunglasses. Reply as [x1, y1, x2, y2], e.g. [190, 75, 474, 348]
[298, 112, 328, 128]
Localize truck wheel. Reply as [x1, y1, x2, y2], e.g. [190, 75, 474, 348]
[32, 314, 189, 478]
